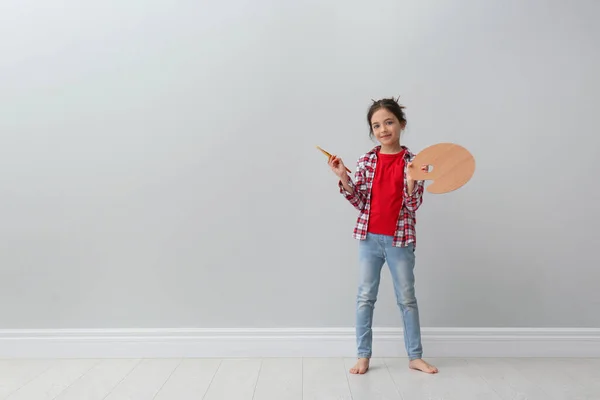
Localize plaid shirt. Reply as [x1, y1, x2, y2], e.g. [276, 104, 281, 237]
[338, 145, 425, 247]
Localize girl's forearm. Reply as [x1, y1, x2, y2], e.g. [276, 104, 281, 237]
[340, 175, 354, 194]
[406, 179, 415, 195]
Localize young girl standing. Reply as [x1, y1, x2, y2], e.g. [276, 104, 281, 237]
[328, 97, 438, 375]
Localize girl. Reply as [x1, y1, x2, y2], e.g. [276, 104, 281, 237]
[328, 97, 438, 375]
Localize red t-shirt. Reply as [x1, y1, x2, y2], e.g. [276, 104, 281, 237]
[367, 149, 406, 236]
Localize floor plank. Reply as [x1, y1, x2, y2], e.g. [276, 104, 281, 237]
[510, 358, 594, 400]
[344, 357, 401, 400]
[6, 359, 99, 400]
[553, 358, 600, 398]
[302, 357, 352, 400]
[153, 358, 221, 400]
[385, 357, 454, 400]
[202, 358, 262, 400]
[0, 357, 597, 400]
[102, 358, 180, 400]
[468, 357, 551, 400]
[0, 359, 55, 399]
[53, 359, 141, 400]
[252, 357, 303, 400]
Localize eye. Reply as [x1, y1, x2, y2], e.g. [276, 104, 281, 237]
[386, 121, 393, 125]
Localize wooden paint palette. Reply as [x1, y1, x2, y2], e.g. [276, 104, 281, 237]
[409, 143, 475, 194]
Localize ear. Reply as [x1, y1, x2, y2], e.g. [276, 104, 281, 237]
[400, 120, 407, 130]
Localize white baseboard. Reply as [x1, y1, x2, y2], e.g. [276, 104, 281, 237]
[1, 327, 599, 358]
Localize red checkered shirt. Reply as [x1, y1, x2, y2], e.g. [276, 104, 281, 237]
[338, 145, 425, 247]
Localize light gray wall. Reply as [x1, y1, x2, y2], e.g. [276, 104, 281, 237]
[1, 0, 598, 329]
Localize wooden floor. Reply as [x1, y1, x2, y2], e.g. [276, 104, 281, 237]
[0, 357, 598, 399]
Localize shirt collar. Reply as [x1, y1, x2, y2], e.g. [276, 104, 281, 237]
[369, 145, 413, 158]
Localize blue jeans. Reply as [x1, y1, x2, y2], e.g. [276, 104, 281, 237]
[356, 233, 422, 360]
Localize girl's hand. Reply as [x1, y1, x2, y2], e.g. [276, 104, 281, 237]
[407, 162, 429, 182]
[328, 155, 348, 179]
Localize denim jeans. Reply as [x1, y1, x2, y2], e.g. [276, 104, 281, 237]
[355, 233, 423, 360]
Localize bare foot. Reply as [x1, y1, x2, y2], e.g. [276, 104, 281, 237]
[409, 358, 438, 374]
[349, 358, 370, 374]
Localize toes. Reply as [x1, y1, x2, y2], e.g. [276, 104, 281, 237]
[426, 366, 438, 374]
[350, 359, 369, 375]
[409, 360, 438, 374]
[350, 364, 367, 374]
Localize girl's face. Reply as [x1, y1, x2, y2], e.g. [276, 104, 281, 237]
[370, 108, 405, 146]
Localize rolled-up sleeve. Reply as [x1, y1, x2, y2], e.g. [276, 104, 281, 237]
[339, 167, 367, 211]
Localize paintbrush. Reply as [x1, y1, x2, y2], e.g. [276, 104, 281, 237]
[316, 146, 352, 173]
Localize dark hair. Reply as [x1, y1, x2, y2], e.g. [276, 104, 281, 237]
[367, 97, 407, 138]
